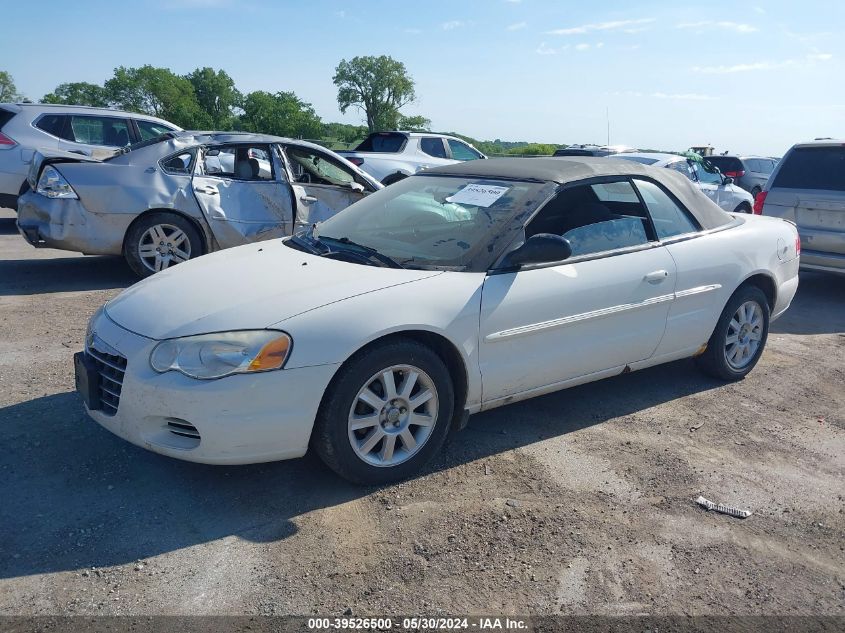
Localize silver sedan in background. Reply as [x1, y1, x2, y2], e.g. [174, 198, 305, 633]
[16, 132, 382, 277]
[614, 152, 755, 213]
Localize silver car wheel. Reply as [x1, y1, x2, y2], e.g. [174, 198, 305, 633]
[724, 300, 764, 370]
[347, 364, 439, 468]
[137, 223, 191, 273]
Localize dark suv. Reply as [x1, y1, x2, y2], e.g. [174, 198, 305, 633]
[756, 140, 845, 275]
[705, 155, 778, 199]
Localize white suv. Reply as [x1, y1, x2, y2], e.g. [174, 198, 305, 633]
[337, 131, 486, 185]
[0, 103, 180, 209]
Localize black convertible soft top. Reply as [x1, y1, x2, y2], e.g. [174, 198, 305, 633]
[424, 156, 734, 231]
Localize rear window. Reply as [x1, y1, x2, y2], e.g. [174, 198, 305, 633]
[771, 146, 845, 191]
[554, 149, 602, 157]
[0, 107, 16, 130]
[354, 132, 407, 153]
[34, 114, 71, 139]
[706, 156, 743, 172]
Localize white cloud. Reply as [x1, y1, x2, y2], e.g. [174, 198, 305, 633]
[507, 21, 527, 31]
[676, 21, 757, 33]
[334, 10, 346, 18]
[442, 20, 464, 30]
[535, 42, 558, 55]
[575, 43, 590, 51]
[546, 18, 654, 35]
[753, 6, 766, 13]
[692, 53, 832, 74]
[651, 92, 718, 101]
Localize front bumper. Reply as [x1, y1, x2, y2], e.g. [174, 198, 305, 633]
[83, 310, 340, 465]
[16, 190, 130, 255]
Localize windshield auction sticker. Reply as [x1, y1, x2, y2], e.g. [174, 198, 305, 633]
[446, 183, 510, 207]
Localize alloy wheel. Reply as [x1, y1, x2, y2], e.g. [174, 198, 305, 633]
[138, 223, 191, 273]
[724, 300, 764, 369]
[347, 364, 439, 468]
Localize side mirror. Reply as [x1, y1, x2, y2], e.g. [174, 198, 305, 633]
[723, 176, 734, 185]
[499, 233, 572, 269]
[348, 181, 365, 193]
[205, 149, 220, 157]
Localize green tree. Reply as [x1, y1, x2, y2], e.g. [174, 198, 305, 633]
[507, 143, 558, 156]
[104, 65, 209, 128]
[238, 91, 323, 139]
[0, 71, 21, 102]
[397, 114, 431, 132]
[41, 82, 109, 107]
[186, 67, 241, 130]
[333, 55, 417, 132]
[321, 121, 368, 147]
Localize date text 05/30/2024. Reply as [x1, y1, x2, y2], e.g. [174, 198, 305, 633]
[307, 617, 528, 630]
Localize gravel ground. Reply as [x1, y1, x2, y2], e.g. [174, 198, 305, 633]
[0, 207, 843, 617]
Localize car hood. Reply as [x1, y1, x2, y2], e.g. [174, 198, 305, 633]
[105, 240, 442, 340]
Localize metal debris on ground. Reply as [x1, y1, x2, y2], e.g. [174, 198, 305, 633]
[696, 495, 752, 519]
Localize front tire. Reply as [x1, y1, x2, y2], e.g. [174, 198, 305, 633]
[696, 285, 770, 381]
[312, 339, 455, 485]
[124, 212, 203, 278]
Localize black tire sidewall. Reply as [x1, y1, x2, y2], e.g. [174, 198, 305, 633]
[701, 285, 770, 380]
[313, 339, 455, 485]
[124, 212, 203, 278]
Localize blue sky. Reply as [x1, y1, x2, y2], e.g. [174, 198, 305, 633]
[3, 0, 842, 156]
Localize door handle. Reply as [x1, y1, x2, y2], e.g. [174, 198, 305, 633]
[644, 270, 669, 283]
[194, 186, 218, 195]
[300, 195, 318, 203]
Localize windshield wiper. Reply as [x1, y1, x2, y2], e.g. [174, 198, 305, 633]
[318, 235, 404, 269]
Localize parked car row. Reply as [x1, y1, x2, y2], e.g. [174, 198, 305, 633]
[0, 103, 180, 210]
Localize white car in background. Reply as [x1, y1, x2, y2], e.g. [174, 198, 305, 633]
[614, 152, 755, 213]
[75, 157, 799, 484]
[0, 103, 179, 210]
[337, 131, 487, 185]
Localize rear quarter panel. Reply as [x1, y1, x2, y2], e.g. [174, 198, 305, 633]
[655, 216, 799, 358]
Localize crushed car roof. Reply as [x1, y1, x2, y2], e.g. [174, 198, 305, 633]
[424, 156, 734, 230]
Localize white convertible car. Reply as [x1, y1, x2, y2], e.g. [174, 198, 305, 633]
[75, 158, 800, 484]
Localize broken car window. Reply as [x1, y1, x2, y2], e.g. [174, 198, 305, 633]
[285, 146, 357, 187]
[203, 145, 274, 181]
[525, 179, 653, 258]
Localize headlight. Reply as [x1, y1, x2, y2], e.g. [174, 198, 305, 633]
[36, 165, 79, 199]
[150, 330, 292, 380]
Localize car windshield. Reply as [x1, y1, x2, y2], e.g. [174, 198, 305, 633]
[311, 175, 555, 271]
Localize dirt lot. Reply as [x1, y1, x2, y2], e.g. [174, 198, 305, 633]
[0, 206, 843, 617]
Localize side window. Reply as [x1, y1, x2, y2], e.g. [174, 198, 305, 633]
[160, 149, 196, 175]
[34, 114, 72, 140]
[667, 160, 695, 181]
[285, 145, 357, 186]
[202, 145, 274, 181]
[69, 116, 131, 146]
[634, 179, 699, 239]
[137, 120, 174, 141]
[420, 137, 448, 158]
[525, 179, 652, 258]
[448, 139, 483, 161]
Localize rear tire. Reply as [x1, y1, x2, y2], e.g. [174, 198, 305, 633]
[312, 338, 455, 485]
[751, 186, 762, 199]
[696, 285, 770, 381]
[734, 202, 752, 214]
[124, 212, 203, 278]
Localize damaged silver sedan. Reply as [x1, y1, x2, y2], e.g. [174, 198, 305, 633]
[16, 132, 382, 277]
